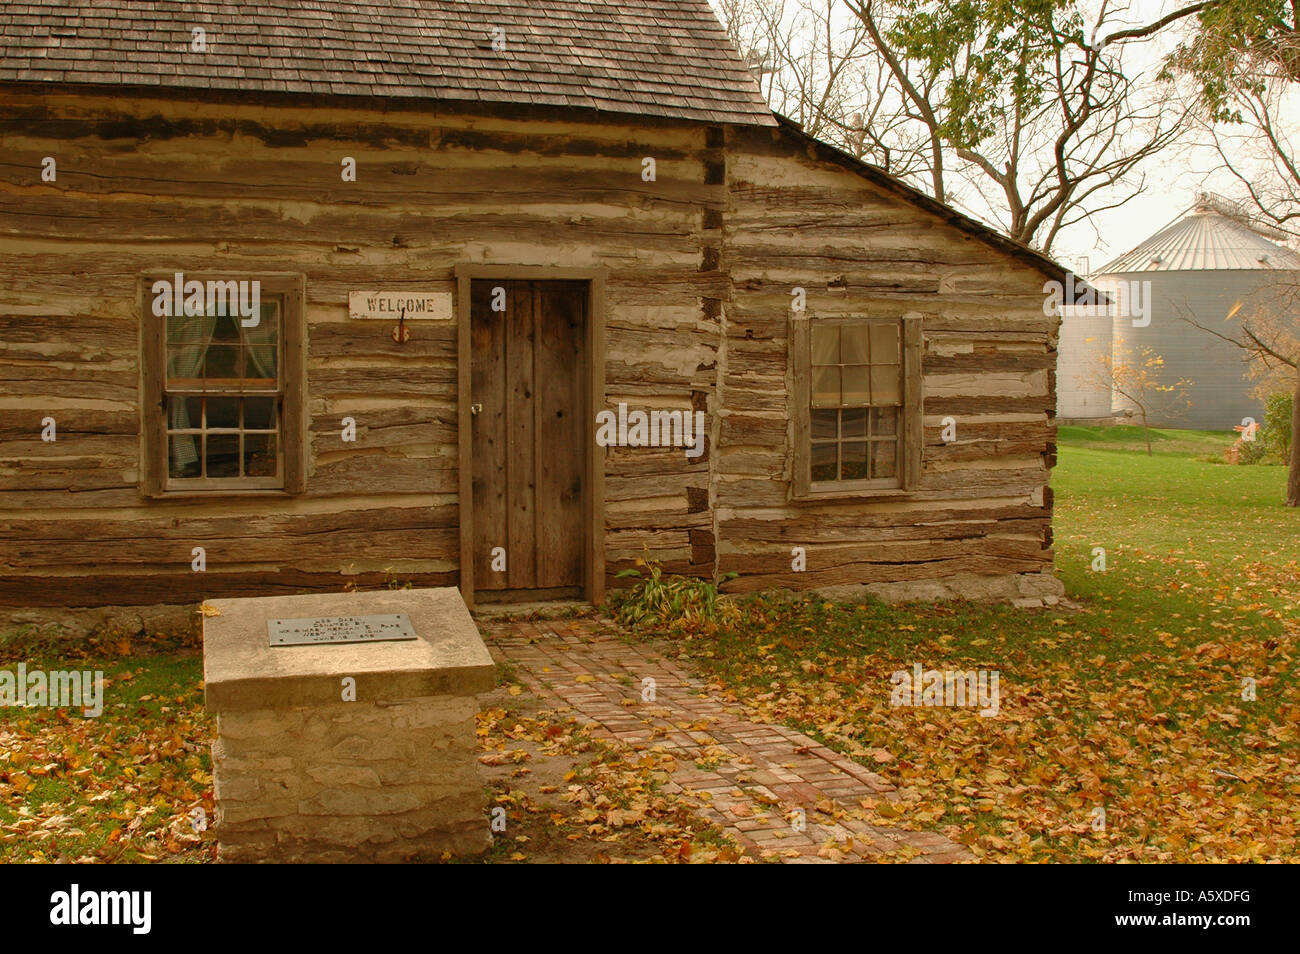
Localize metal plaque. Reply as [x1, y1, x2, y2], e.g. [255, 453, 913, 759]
[268, 613, 419, 647]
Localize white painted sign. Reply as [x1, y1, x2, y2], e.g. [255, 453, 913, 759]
[349, 290, 453, 321]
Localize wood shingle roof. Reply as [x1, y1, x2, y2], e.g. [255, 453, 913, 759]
[0, 0, 777, 125]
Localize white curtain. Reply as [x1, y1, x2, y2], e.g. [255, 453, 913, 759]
[166, 313, 212, 471]
[242, 304, 276, 382]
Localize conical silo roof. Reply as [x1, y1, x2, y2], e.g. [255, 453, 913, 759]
[1098, 200, 1300, 273]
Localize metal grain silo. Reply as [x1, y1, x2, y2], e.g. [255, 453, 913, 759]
[1093, 196, 1300, 430]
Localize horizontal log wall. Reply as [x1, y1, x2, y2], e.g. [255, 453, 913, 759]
[0, 91, 719, 606]
[0, 91, 1059, 610]
[716, 125, 1057, 592]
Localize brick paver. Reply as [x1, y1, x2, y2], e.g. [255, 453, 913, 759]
[484, 616, 973, 864]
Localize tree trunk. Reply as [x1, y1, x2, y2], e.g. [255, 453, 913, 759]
[1288, 376, 1300, 507]
[1140, 411, 1152, 456]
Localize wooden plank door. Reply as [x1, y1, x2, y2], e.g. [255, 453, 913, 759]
[470, 279, 586, 597]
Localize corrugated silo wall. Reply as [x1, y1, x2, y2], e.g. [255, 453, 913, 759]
[1056, 304, 1114, 418]
[1104, 269, 1284, 430]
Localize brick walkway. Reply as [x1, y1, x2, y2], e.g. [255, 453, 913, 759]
[484, 616, 972, 863]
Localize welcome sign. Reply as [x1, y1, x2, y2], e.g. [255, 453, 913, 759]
[349, 290, 453, 320]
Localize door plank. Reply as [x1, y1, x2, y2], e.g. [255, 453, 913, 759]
[505, 281, 538, 588]
[471, 280, 509, 591]
[534, 281, 585, 587]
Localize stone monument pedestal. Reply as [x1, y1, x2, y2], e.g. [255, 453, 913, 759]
[202, 587, 494, 863]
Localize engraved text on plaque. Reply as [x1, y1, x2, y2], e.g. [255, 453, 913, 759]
[268, 614, 419, 647]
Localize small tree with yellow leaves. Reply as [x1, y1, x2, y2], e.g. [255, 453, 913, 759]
[1079, 336, 1193, 456]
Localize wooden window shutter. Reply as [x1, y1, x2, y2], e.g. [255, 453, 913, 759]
[281, 280, 307, 494]
[790, 315, 812, 499]
[902, 312, 924, 491]
[140, 278, 167, 497]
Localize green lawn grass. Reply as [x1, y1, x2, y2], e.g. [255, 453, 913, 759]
[1053, 425, 1298, 614]
[1055, 424, 1230, 458]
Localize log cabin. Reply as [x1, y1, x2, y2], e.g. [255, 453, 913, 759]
[0, 0, 1071, 630]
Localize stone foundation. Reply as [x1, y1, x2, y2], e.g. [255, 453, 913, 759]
[0, 602, 195, 640]
[203, 587, 494, 863]
[817, 571, 1066, 608]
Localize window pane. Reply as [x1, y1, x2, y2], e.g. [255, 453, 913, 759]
[870, 364, 901, 405]
[243, 302, 279, 383]
[206, 434, 239, 478]
[167, 396, 202, 432]
[812, 366, 840, 407]
[243, 344, 277, 383]
[211, 313, 241, 342]
[244, 303, 279, 346]
[811, 325, 839, 366]
[841, 407, 867, 438]
[167, 344, 205, 381]
[870, 440, 897, 479]
[168, 435, 201, 478]
[842, 365, 869, 405]
[811, 442, 837, 482]
[870, 406, 898, 437]
[203, 344, 241, 381]
[870, 323, 899, 363]
[207, 396, 239, 429]
[841, 325, 869, 364]
[841, 441, 868, 480]
[811, 408, 838, 440]
[244, 396, 277, 431]
[166, 313, 211, 345]
[244, 434, 277, 477]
